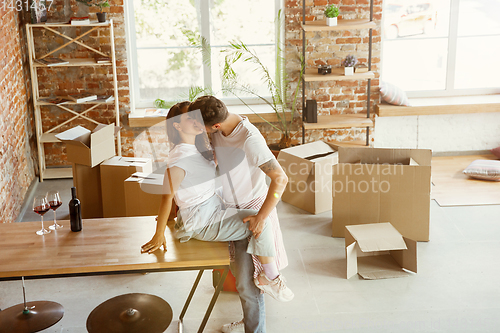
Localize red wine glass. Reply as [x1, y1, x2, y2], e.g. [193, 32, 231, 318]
[33, 196, 50, 235]
[47, 190, 63, 230]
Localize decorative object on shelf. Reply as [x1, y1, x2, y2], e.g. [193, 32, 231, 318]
[354, 63, 368, 73]
[305, 100, 318, 123]
[342, 55, 357, 76]
[76, 0, 110, 22]
[31, 0, 47, 24]
[324, 5, 339, 26]
[222, 10, 305, 149]
[318, 64, 332, 75]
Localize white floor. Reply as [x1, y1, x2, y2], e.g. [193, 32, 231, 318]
[3, 179, 500, 332]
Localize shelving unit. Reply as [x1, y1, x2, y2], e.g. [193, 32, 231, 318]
[301, 1, 375, 145]
[26, 20, 121, 181]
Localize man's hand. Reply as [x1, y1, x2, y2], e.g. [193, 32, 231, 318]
[243, 214, 266, 239]
[141, 233, 167, 254]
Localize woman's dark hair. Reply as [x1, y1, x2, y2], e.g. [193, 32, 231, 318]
[166, 101, 214, 161]
[189, 95, 228, 127]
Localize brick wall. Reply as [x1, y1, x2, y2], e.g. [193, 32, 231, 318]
[0, 9, 37, 223]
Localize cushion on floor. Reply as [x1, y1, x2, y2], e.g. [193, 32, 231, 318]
[379, 81, 410, 106]
[491, 146, 500, 159]
[463, 159, 500, 181]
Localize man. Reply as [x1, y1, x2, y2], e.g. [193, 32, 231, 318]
[189, 96, 291, 333]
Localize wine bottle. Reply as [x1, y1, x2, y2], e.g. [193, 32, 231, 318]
[69, 187, 82, 232]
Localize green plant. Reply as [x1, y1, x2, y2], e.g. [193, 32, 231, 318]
[324, 5, 339, 18]
[76, 0, 110, 12]
[221, 10, 304, 149]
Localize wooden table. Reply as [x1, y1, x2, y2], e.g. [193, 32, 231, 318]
[0, 217, 230, 333]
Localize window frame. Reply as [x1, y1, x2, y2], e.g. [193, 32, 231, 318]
[124, 0, 283, 112]
[381, 0, 500, 99]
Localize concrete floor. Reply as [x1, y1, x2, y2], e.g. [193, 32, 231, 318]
[3, 179, 500, 332]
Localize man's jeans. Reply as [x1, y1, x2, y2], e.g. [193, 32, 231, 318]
[231, 238, 266, 333]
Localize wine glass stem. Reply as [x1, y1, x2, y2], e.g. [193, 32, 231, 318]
[41, 216, 44, 230]
[54, 210, 57, 225]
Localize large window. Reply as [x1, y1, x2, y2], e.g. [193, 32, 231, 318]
[381, 0, 500, 97]
[127, 0, 280, 108]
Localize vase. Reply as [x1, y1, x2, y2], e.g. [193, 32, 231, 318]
[326, 17, 337, 26]
[96, 12, 106, 23]
[344, 67, 354, 76]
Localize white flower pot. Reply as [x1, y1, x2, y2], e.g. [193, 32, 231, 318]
[344, 67, 354, 76]
[326, 17, 337, 26]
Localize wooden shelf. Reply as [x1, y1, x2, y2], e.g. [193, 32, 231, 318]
[37, 98, 114, 106]
[29, 21, 111, 28]
[303, 114, 373, 130]
[304, 68, 375, 82]
[301, 19, 376, 32]
[34, 58, 112, 67]
[43, 167, 73, 179]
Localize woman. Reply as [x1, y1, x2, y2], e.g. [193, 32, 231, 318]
[141, 102, 293, 302]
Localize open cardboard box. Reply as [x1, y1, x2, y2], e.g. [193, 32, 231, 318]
[124, 172, 164, 217]
[345, 222, 417, 280]
[100, 157, 153, 218]
[332, 147, 432, 241]
[278, 141, 338, 214]
[55, 124, 116, 167]
[72, 163, 103, 219]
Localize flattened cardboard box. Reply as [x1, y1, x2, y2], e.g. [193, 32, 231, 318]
[332, 147, 432, 241]
[100, 157, 153, 218]
[55, 124, 116, 167]
[124, 172, 163, 217]
[72, 163, 103, 219]
[345, 222, 417, 279]
[278, 141, 338, 214]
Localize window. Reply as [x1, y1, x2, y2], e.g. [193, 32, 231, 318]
[381, 0, 500, 97]
[126, 0, 281, 109]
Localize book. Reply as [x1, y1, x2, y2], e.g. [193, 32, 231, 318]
[96, 95, 115, 103]
[35, 57, 69, 66]
[354, 64, 369, 73]
[44, 20, 69, 25]
[67, 93, 98, 103]
[70, 17, 90, 25]
[95, 57, 111, 64]
[39, 97, 72, 105]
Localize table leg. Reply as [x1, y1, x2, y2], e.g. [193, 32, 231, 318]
[197, 267, 228, 333]
[178, 267, 229, 333]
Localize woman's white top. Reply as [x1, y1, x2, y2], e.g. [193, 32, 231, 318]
[167, 143, 217, 212]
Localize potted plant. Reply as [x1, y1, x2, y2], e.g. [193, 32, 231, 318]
[76, 0, 110, 22]
[324, 5, 339, 26]
[342, 54, 357, 75]
[222, 10, 305, 150]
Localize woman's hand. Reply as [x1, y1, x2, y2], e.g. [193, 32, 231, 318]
[141, 233, 167, 253]
[243, 215, 265, 239]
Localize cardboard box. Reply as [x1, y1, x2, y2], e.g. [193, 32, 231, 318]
[55, 124, 116, 167]
[278, 141, 338, 214]
[124, 172, 163, 217]
[345, 222, 417, 279]
[100, 157, 154, 218]
[72, 163, 103, 219]
[332, 147, 432, 241]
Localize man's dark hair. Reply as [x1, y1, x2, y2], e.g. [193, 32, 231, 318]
[189, 95, 229, 127]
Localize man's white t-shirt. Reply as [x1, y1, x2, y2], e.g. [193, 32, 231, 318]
[167, 143, 216, 210]
[212, 116, 275, 206]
